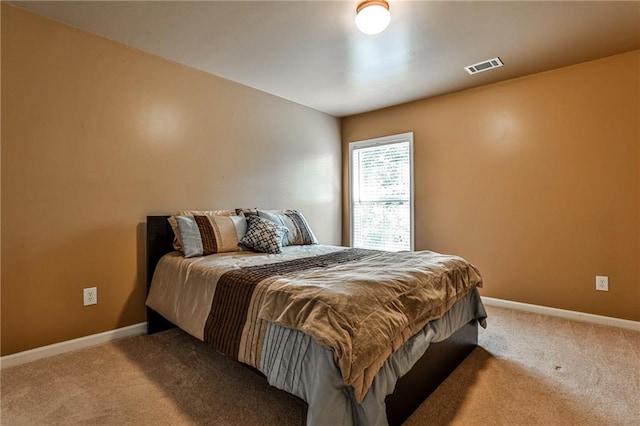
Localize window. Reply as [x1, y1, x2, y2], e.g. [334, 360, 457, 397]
[349, 132, 414, 251]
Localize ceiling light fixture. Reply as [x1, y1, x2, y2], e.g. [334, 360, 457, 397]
[355, 0, 391, 35]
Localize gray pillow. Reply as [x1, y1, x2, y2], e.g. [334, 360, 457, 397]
[258, 209, 318, 246]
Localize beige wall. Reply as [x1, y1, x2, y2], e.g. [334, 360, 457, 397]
[1, 5, 342, 355]
[343, 50, 640, 322]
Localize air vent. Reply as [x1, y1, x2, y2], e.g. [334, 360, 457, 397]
[464, 57, 504, 75]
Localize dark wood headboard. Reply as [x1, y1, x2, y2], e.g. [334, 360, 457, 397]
[146, 215, 177, 333]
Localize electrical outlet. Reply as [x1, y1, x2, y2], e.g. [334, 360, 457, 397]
[83, 287, 97, 306]
[595, 276, 609, 292]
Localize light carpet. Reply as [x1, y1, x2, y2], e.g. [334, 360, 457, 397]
[1, 306, 638, 425]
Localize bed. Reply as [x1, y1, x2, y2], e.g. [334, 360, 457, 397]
[146, 214, 486, 425]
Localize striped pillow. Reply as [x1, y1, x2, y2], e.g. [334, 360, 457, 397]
[168, 210, 236, 251]
[257, 209, 318, 246]
[176, 214, 246, 258]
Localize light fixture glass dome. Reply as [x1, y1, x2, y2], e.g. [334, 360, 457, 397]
[355, 0, 391, 35]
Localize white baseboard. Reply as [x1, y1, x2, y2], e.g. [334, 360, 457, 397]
[481, 297, 640, 331]
[2, 300, 637, 368]
[0, 322, 147, 369]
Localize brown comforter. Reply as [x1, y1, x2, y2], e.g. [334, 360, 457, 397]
[202, 248, 483, 403]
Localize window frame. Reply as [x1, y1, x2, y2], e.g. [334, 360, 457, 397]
[348, 132, 415, 251]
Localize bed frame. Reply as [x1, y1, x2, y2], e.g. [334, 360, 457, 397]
[146, 215, 478, 426]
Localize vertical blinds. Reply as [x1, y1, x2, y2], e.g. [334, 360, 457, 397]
[352, 140, 411, 252]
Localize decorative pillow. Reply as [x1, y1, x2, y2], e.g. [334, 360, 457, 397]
[240, 215, 287, 254]
[257, 209, 318, 246]
[176, 214, 246, 258]
[168, 210, 235, 250]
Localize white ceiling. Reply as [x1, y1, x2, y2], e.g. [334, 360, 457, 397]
[12, 1, 640, 117]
